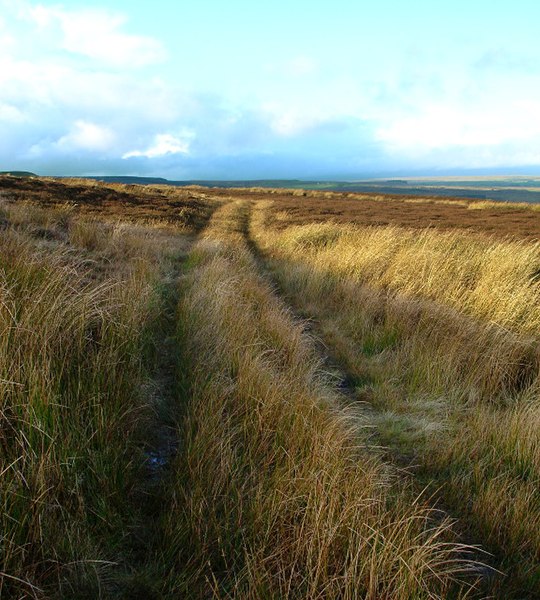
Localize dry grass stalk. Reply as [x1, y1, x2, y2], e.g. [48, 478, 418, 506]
[162, 200, 476, 599]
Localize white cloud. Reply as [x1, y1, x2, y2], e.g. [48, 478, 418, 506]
[0, 103, 26, 122]
[27, 4, 54, 28]
[123, 133, 193, 159]
[377, 99, 540, 152]
[56, 120, 115, 152]
[270, 111, 316, 136]
[1, 1, 539, 176]
[262, 101, 340, 137]
[25, 4, 165, 67]
[0, 14, 16, 52]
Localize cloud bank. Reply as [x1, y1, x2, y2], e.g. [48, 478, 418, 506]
[0, 1, 539, 178]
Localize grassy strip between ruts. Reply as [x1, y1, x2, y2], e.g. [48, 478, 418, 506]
[250, 200, 540, 597]
[159, 199, 478, 599]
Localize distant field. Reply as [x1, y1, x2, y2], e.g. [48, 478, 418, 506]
[7, 174, 540, 240]
[1, 175, 540, 598]
[72, 173, 540, 204]
[313, 176, 540, 203]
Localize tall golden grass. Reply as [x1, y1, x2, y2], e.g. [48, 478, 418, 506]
[11, 182, 539, 597]
[161, 200, 476, 599]
[0, 201, 189, 597]
[250, 201, 540, 596]
[269, 219, 540, 334]
[467, 200, 540, 211]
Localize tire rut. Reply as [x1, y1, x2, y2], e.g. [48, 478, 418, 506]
[242, 200, 503, 598]
[112, 207, 221, 597]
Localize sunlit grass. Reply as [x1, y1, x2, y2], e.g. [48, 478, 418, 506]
[6, 177, 540, 598]
[251, 200, 540, 596]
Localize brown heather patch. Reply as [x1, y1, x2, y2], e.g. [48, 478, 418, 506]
[196, 185, 540, 241]
[0, 175, 218, 231]
[5, 176, 540, 241]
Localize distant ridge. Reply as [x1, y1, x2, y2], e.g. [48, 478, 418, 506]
[0, 171, 37, 177]
[85, 176, 304, 188]
[84, 175, 171, 185]
[3, 173, 536, 204]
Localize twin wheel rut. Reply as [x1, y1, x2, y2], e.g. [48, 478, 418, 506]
[130, 200, 500, 598]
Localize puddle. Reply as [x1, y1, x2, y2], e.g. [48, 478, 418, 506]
[144, 426, 178, 481]
[146, 451, 168, 469]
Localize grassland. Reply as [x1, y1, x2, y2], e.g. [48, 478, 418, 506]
[0, 180, 218, 597]
[1, 176, 540, 598]
[187, 184, 540, 241]
[250, 198, 540, 597]
[75, 174, 540, 204]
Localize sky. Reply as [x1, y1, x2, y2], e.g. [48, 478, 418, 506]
[1, 0, 540, 179]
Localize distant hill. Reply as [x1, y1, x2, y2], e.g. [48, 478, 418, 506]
[0, 171, 37, 177]
[85, 176, 305, 188]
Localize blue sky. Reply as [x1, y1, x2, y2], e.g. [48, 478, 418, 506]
[1, 0, 540, 179]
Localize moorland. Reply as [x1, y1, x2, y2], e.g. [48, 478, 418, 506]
[1, 175, 540, 599]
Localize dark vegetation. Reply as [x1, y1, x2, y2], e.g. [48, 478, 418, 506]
[0, 176, 215, 231]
